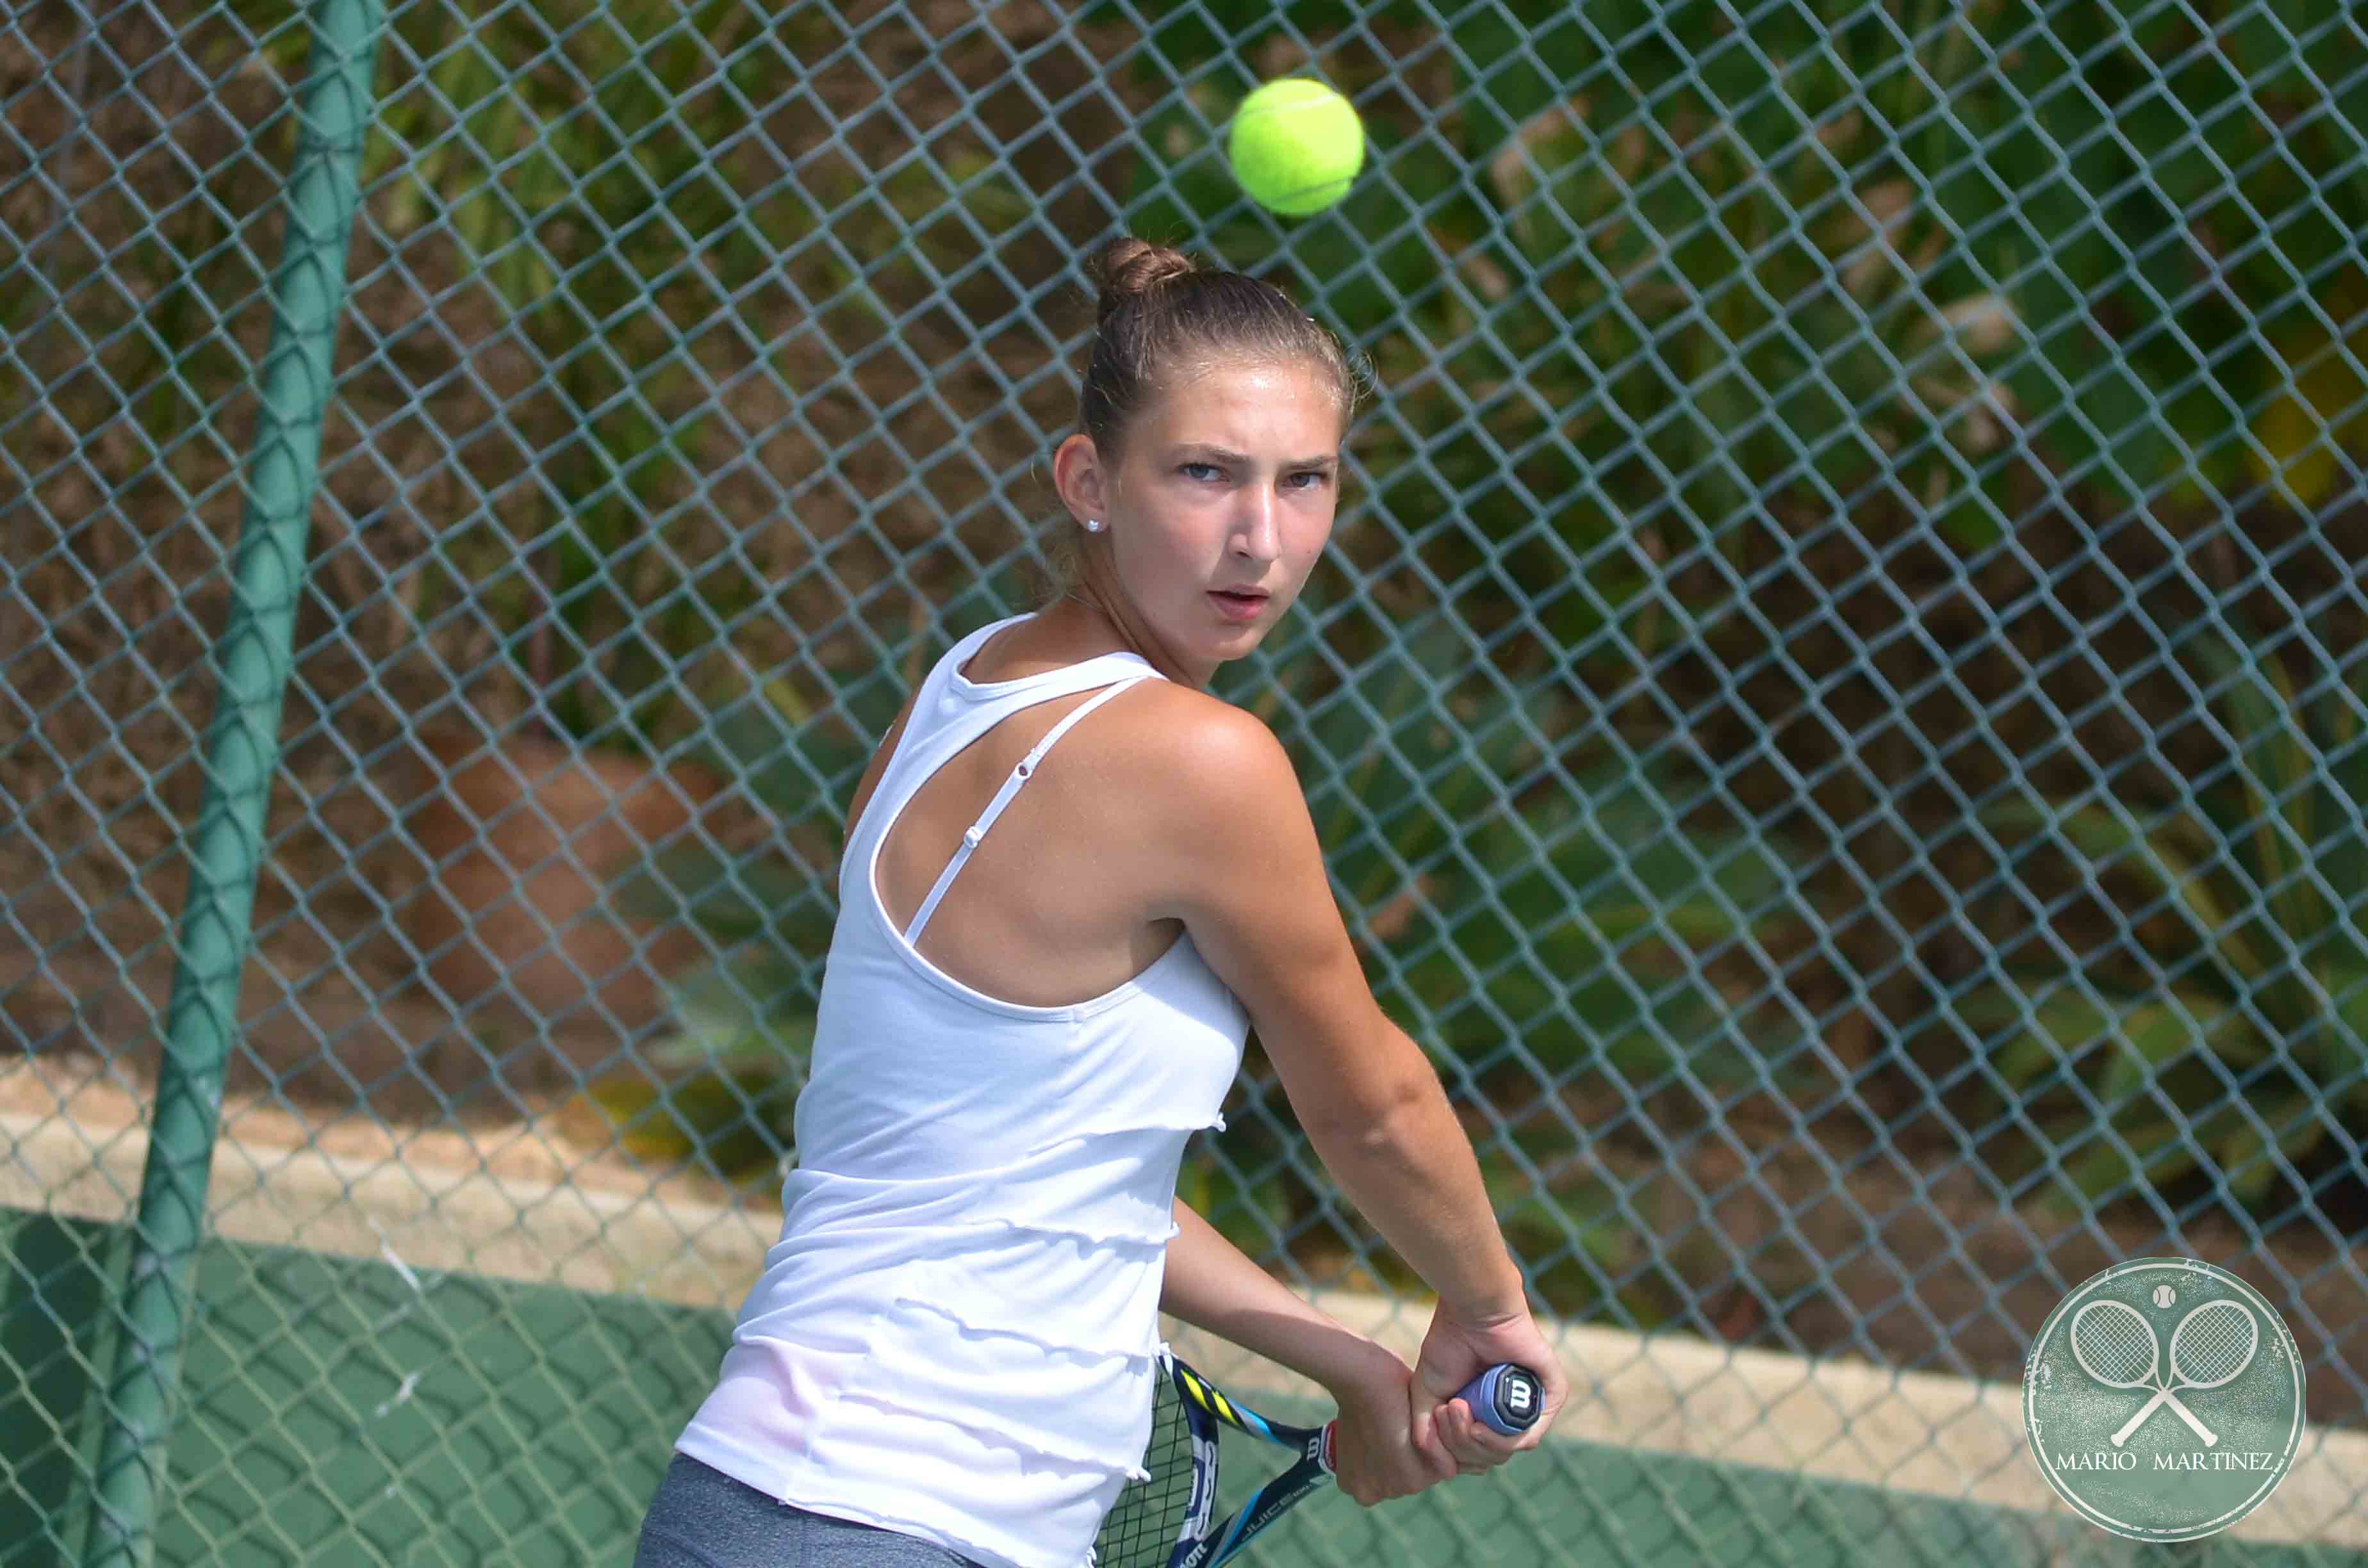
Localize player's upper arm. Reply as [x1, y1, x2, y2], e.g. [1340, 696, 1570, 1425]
[1137, 698, 1435, 1136]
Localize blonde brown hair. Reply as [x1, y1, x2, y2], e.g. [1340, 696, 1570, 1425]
[1042, 238, 1367, 605]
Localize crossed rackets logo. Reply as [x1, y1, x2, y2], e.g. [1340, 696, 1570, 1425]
[2023, 1258, 2305, 1544]
[2069, 1297, 2259, 1448]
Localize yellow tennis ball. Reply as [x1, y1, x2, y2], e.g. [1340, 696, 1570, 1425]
[1228, 79, 1365, 216]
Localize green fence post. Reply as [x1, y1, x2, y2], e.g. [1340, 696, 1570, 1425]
[78, 1, 386, 1562]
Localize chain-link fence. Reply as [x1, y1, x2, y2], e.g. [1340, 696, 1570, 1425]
[6, 0, 2368, 1562]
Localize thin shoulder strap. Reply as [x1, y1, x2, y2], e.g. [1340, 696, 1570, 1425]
[903, 675, 1156, 945]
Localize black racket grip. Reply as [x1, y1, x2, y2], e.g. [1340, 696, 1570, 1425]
[1454, 1364, 1544, 1435]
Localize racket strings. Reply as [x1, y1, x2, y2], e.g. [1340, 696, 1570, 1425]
[1094, 1376, 1194, 1568]
[2172, 1305, 2257, 1383]
[2071, 1307, 2156, 1384]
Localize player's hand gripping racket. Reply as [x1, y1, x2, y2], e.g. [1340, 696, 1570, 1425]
[1093, 1351, 1543, 1568]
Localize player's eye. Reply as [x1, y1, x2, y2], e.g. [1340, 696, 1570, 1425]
[1178, 462, 1329, 487]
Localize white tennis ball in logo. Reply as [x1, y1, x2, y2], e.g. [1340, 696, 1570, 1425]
[2153, 1284, 2176, 1309]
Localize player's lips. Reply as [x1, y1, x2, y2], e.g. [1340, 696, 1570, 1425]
[1208, 587, 1269, 622]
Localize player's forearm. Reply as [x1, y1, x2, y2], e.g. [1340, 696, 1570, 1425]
[1160, 1199, 1398, 1396]
[1304, 1060, 1526, 1322]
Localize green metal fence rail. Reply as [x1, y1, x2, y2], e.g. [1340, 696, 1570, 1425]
[4, 1, 2367, 1564]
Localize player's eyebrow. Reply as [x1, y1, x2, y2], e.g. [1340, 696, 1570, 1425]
[1172, 444, 1338, 469]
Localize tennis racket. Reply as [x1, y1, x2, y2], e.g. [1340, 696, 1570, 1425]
[2108, 1298, 2258, 1448]
[1092, 1350, 1543, 1568]
[2068, 1300, 2216, 1447]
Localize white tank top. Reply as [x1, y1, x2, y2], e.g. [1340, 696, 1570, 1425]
[675, 611, 1251, 1568]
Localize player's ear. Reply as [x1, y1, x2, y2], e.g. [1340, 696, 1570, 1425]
[1053, 432, 1113, 524]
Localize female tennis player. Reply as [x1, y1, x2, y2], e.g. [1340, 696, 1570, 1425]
[634, 237, 1568, 1568]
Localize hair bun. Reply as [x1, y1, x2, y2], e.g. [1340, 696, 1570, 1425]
[1087, 238, 1196, 322]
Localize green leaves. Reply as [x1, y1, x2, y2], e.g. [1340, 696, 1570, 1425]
[1112, 1, 2368, 560]
[1266, 609, 1810, 1087]
[587, 671, 872, 1177]
[1967, 624, 2368, 1211]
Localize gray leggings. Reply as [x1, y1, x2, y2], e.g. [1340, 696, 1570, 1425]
[634, 1453, 988, 1568]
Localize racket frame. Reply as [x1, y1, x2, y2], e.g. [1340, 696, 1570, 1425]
[1157, 1351, 1334, 1568]
[2107, 1299, 2260, 1449]
[1113, 1350, 1542, 1568]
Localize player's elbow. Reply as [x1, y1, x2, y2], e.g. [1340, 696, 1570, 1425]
[1299, 1050, 1444, 1163]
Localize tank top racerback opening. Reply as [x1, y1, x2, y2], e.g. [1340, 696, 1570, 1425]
[864, 661, 1190, 1018]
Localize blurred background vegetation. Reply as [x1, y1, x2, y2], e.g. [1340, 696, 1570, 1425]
[6, 0, 2365, 1348]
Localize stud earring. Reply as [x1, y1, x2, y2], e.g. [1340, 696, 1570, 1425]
[1084, 518, 1104, 533]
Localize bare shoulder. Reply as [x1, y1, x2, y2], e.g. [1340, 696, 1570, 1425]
[1102, 682, 1328, 931]
[1104, 678, 1411, 1131]
[1105, 682, 1304, 835]
[1111, 681, 1297, 781]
